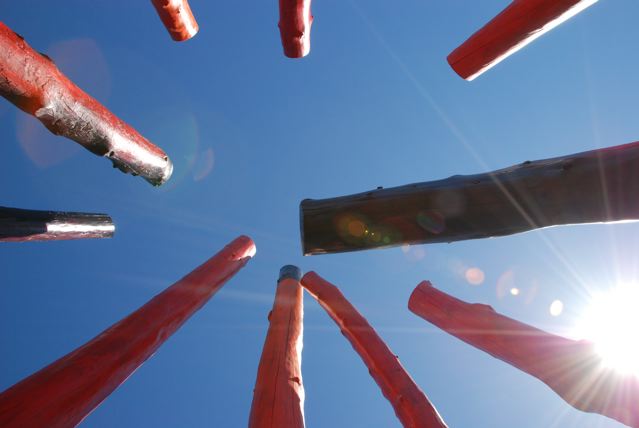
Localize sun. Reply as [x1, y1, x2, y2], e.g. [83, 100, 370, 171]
[575, 285, 639, 376]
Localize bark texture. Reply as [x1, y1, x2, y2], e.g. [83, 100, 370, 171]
[0, 206, 114, 242]
[0, 22, 173, 186]
[0, 236, 256, 428]
[301, 141, 639, 255]
[249, 266, 305, 428]
[279, 0, 313, 58]
[409, 281, 639, 428]
[151, 0, 199, 41]
[448, 0, 598, 80]
[301, 272, 448, 428]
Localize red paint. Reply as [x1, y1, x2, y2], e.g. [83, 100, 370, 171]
[448, 0, 598, 80]
[302, 272, 448, 428]
[279, 0, 313, 58]
[249, 267, 305, 428]
[151, 0, 199, 42]
[0, 236, 256, 428]
[409, 281, 639, 427]
[0, 22, 172, 186]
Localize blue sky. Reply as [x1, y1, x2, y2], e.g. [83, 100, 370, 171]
[1, 1, 639, 426]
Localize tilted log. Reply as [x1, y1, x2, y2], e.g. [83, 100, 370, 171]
[0, 236, 256, 428]
[409, 281, 639, 427]
[279, 0, 313, 58]
[249, 266, 305, 428]
[300, 141, 639, 255]
[301, 272, 448, 428]
[151, 0, 199, 41]
[0, 22, 173, 186]
[448, 0, 598, 81]
[0, 206, 114, 242]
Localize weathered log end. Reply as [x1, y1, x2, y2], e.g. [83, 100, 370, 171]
[151, 0, 199, 42]
[279, 0, 313, 58]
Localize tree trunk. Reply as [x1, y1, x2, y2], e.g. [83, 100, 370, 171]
[301, 272, 448, 428]
[0, 22, 173, 186]
[0, 206, 114, 242]
[448, 0, 598, 81]
[409, 281, 639, 428]
[0, 236, 256, 428]
[301, 141, 639, 255]
[249, 266, 305, 428]
[151, 0, 199, 41]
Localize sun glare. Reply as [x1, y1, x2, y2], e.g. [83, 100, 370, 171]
[575, 285, 639, 376]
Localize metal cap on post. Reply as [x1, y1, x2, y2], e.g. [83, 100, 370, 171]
[279, 265, 302, 282]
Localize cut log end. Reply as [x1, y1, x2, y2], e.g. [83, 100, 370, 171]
[151, 0, 200, 42]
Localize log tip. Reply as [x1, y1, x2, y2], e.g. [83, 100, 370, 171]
[408, 281, 433, 312]
[279, 265, 302, 282]
[447, 51, 479, 81]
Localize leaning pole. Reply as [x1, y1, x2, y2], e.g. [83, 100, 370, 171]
[448, 0, 598, 80]
[249, 266, 305, 428]
[301, 272, 448, 428]
[0, 236, 256, 428]
[409, 281, 639, 428]
[301, 141, 639, 255]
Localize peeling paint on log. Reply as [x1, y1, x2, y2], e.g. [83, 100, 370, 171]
[0, 22, 173, 186]
[409, 281, 639, 428]
[302, 272, 448, 428]
[448, 0, 598, 81]
[249, 265, 305, 428]
[301, 141, 639, 255]
[0, 236, 256, 428]
[151, 0, 199, 41]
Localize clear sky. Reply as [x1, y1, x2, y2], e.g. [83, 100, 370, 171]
[1, 1, 638, 427]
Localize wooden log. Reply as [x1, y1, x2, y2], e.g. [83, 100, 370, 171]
[249, 266, 305, 428]
[151, 0, 199, 41]
[279, 0, 313, 58]
[300, 141, 639, 255]
[448, 0, 598, 81]
[409, 281, 639, 427]
[0, 236, 256, 428]
[0, 22, 173, 186]
[0, 206, 114, 242]
[301, 272, 448, 428]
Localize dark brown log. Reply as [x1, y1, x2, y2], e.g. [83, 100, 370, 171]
[0, 22, 173, 186]
[0, 206, 114, 242]
[300, 141, 639, 255]
[409, 281, 639, 427]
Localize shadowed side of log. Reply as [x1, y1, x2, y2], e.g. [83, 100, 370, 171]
[0, 206, 114, 242]
[301, 141, 639, 255]
[448, 0, 598, 80]
[409, 281, 639, 427]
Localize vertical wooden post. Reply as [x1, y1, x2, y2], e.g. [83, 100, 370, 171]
[0, 236, 256, 428]
[279, 0, 313, 58]
[301, 272, 448, 428]
[151, 0, 199, 41]
[409, 281, 639, 427]
[249, 265, 305, 428]
[0, 22, 172, 185]
[448, 0, 598, 80]
[0, 206, 114, 242]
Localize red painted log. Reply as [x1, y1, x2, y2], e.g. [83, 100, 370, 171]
[448, 0, 598, 81]
[249, 265, 305, 428]
[279, 0, 313, 58]
[151, 0, 199, 41]
[0, 236, 256, 428]
[409, 281, 639, 427]
[0, 22, 173, 186]
[0, 206, 114, 242]
[301, 272, 448, 428]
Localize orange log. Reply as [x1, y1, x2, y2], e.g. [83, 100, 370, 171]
[279, 0, 313, 58]
[249, 265, 305, 428]
[409, 281, 639, 427]
[0, 236, 256, 428]
[301, 272, 448, 428]
[151, 0, 199, 41]
[0, 22, 173, 186]
[448, 0, 598, 81]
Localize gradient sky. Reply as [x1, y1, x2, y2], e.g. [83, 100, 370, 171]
[1, 1, 639, 427]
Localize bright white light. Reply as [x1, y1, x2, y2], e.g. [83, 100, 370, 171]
[575, 285, 639, 375]
[510, 287, 520, 296]
[549, 300, 563, 317]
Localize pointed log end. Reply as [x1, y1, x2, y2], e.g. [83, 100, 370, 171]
[279, 265, 302, 282]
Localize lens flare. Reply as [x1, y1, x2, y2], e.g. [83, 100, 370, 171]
[575, 285, 639, 375]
